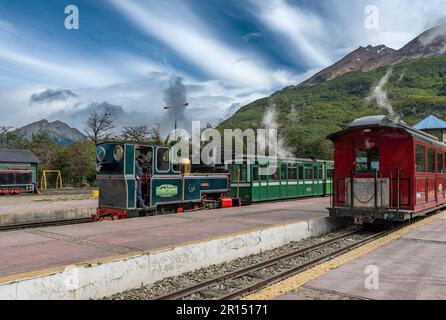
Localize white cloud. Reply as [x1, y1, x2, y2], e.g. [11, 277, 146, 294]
[108, 0, 298, 90]
[250, 0, 331, 67]
[242, 32, 262, 42]
[0, 74, 271, 135]
[0, 46, 122, 87]
[329, 0, 446, 50]
[4, 0, 446, 132]
[0, 18, 168, 88]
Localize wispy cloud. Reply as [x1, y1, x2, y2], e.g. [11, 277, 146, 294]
[0, 18, 168, 87]
[108, 0, 298, 90]
[0, 46, 122, 87]
[328, 0, 446, 51]
[242, 32, 262, 42]
[250, 0, 331, 68]
[3, 0, 446, 131]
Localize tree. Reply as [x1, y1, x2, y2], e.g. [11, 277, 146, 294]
[27, 130, 57, 173]
[68, 141, 96, 187]
[439, 82, 446, 96]
[0, 126, 23, 149]
[148, 124, 164, 145]
[84, 109, 117, 145]
[121, 125, 150, 143]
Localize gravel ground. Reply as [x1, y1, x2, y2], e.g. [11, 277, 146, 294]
[106, 226, 373, 300]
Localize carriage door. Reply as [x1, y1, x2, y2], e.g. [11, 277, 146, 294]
[427, 148, 437, 203]
[438, 152, 445, 202]
[304, 164, 314, 196]
[259, 164, 268, 201]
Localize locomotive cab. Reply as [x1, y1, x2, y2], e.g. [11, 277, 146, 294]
[94, 142, 230, 221]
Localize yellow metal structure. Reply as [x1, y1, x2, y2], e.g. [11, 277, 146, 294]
[40, 170, 63, 190]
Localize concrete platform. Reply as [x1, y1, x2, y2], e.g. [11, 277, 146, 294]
[296, 215, 446, 300]
[0, 197, 340, 299]
[0, 195, 96, 226]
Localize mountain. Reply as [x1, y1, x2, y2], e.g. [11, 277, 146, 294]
[398, 23, 446, 59]
[19, 119, 86, 145]
[306, 45, 397, 83]
[220, 23, 446, 160]
[306, 23, 446, 84]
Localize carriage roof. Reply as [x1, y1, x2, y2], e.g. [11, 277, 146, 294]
[327, 115, 446, 148]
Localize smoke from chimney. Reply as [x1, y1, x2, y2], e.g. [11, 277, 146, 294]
[163, 75, 188, 131]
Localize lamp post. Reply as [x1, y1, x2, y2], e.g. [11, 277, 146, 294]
[164, 102, 189, 131]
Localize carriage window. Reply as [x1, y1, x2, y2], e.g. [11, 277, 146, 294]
[305, 165, 313, 180]
[438, 153, 444, 173]
[157, 148, 170, 171]
[253, 165, 259, 182]
[230, 164, 247, 182]
[327, 169, 334, 179]
[428, 148, 436, 173]
[416, 145, 426, 173]
[281, 163, 287, 181]
[0, 172, 14, 185]
[298, 166, 304, 180]
[258, 164, 268, 180]
[288, 165, 297, 180]
[16, 172, 31, 184]
[355, 148, 379, 173]
[314, 166, 324, 180]
[269, 165, 280, 182]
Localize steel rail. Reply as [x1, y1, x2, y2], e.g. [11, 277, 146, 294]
[154, 229, 362, 300]
[0, 218, 92, 232]
[218, 229, 390, 300]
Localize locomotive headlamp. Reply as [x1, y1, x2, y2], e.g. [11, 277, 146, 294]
[363, 129, 372, 133]
[114, 145, 124, 161]
[96, 147, 106, 162]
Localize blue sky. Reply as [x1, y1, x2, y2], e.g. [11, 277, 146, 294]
[1, 0, 446, 133]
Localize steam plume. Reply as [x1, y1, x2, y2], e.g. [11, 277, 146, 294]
[163, 75, 187, 131]
[366, 69, 398, 120]
[259, 100, 294, 159]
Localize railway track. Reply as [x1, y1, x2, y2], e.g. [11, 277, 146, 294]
[39, 188, 95, 196]
[153, 227, 397, 300]
[0, 218, 92, 232]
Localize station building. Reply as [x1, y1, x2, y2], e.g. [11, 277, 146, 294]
[413, 115, 446, 142]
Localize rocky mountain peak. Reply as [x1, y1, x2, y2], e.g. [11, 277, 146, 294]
[18, 119, 86, 145]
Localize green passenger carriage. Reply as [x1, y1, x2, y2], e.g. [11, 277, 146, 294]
[226, 157, 333, 204]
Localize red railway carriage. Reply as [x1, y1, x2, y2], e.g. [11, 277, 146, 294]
[328, 115, 446, 224]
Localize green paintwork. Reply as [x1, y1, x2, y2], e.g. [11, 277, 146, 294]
[0, 163, 39, 192]
[97, 142, 230, 210]
[156, 184, 179, 198]
[227, 158, 333, 204]
[0, 163, 38, 185]
[127, 179, 136, 209]
[125, 145, 135, 176]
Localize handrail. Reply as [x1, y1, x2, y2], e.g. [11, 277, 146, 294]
[333, 167, 411, 211]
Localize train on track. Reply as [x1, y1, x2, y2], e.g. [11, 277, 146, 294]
[94, 142, 333, 220]
[0, 149, 39, 195]
[328, 115, 446, 225]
